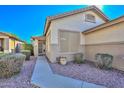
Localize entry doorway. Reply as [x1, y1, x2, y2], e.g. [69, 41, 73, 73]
[38, 40, 45, 55]
[0, 39, 4, 51]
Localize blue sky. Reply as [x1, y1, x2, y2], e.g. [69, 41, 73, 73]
[0, 5, 124, 43]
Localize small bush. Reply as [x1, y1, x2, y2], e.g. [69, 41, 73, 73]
[21, 50, 31, 60]
[74, 53, 84, 64]
[95, 53, 113, 69]
[22, 44, 33, 56]
[0, 53, 26, 78]
[0, 52, 6, 57]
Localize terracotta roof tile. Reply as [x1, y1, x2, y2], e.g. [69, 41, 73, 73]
[31, 36, 45, 40]
[0, 32, 25, 43]
[83, 15, 124, 34]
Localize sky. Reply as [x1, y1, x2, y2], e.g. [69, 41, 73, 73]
[0, 5, 124, 43]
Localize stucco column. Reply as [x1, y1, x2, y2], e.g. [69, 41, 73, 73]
[4, 38, 9, 53]
[33, 39, 38, 57]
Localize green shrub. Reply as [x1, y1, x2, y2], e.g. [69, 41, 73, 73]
[74, 53, 84, 64]
[0, 53, 26, 78]
[22, 44, 33, 56]
[0, 52, 6, 57]
[95, 53, 113, 69]
[20, 50, 31, 60]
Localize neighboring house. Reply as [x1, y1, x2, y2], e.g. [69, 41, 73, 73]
[0, 32, 25, 53]
[33, 5, 124, 71]
[31, 36, 45, 57]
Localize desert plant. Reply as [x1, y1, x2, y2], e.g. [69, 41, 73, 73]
[22, 44, 33, 56]
[0, 53, 26, 78]
[74, 53, 84, 64]
[20, 50, 31, 60]
[0, 52, 6, 57]
[95, 53, 113, 69]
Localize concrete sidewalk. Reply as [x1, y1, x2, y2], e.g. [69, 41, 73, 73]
[31, 56, 105, 88]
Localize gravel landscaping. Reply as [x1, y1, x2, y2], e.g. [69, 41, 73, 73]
[49, 61, 124, 88]
[0, 56, 39, 88]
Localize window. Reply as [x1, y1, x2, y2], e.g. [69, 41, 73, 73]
[85, 14, 95, 23]
[59, 31, 80, 52]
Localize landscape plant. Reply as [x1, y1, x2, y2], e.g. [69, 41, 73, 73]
[95, 53, 113, 69]
[22, 44, 33, 55]
[74, 53, 84, 64]
[0, 53, 26, 78]
[20, 50, 31, 60]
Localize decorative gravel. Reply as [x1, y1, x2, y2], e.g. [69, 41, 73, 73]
[0, 56, 39, 88]
[49, 61, 124, 88]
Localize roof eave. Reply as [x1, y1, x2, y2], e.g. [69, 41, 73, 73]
[44, 5, 109, 36]
[83, 15, 124, 34]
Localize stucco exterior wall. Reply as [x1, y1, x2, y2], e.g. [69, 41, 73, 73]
[85, 22, 124, 45]
[47, 32, 86, 63]
[9, 38, 15, 52]
[45, 9, 124, 71]
[9, 39, 23, 53]
[32, 39, 38, 57]
[46, 10, 105, 63]
[85, 21, 124, 71]
[46, 26, 52, 61]
[85, 43, 124, 71]
[50, 10, 105, 44]
[4, 38, 9, 53]
[49, 44, 85, 63]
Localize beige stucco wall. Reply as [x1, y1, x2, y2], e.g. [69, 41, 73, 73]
[45, 9, 124, 71]
[48, 44, 85, 63]
[50, 10, 105, 44]
[9, 38, 15, 52]
[46, 26, 52, 61]
[47, 32, 85, 63]
[85, 21, 124, 71]
[0, 33, 10, 53]
[85, 21, 124, 45]
[4, 38, 10, 53]
[32, 39, 38, 57]
[9, 39, 24, 53]
[85, 43, 124, 71]
[46, 10, 105, 63]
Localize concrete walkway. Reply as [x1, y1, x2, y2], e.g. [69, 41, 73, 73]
[31, 56, 105, 88]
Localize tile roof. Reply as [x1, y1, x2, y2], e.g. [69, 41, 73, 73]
[83, 15, 124, 34]
[0, 32, 25, 43]
[31, 36, 45, 41]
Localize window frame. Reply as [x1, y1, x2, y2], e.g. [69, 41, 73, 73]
[58, 30, 80, 54]
[85, 14, 96, 23]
